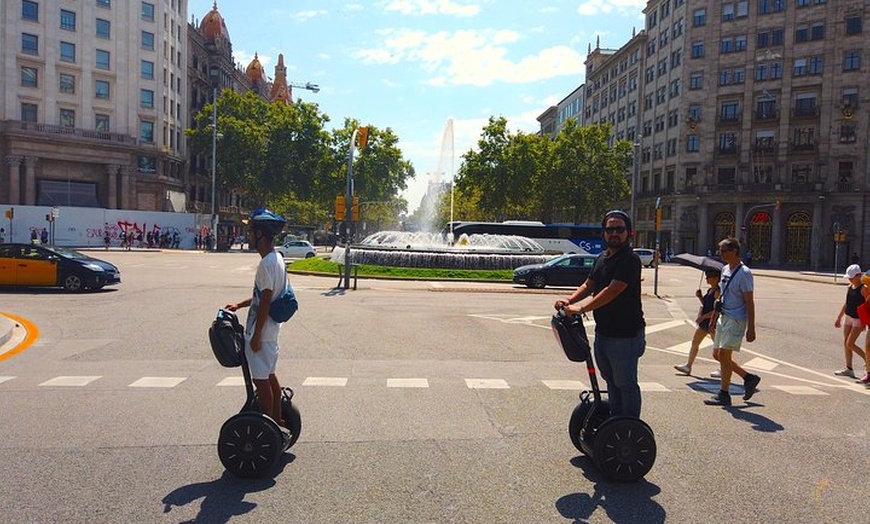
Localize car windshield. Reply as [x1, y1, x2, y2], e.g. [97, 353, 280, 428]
[43, 245, 89, 260]
[544, 256, 572, 267]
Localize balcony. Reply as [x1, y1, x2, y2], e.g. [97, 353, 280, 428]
[791, 106, 820, 119]
[718, 114, 742, 125]
[716, 144, 740, 156]
[751, 140, 777, 153]
[789, 141, 817, 153]
[0, 120, 137, 145]
[753, 109, 779, 122]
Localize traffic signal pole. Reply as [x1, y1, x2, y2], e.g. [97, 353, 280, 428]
[343, 128, 359, 290]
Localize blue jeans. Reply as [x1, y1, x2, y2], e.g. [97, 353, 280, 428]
[593, 329, 646, 418]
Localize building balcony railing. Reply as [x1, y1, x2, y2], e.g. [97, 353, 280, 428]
[751, 141, 777, 153]
[0, 120, 137, 145]
[716, 145, 740, 156]
[789, 141, 817, 153]
[753, 110, 779, 122]
[791, 106, 820, 119]
[836, 180, 854, 192]
[718, 114, 741, 124]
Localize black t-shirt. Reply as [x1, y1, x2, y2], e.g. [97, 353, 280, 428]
[590, 245, 645, 337]
[845, 283, 864, 317]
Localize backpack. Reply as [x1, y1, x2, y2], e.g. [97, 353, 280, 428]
[208, 309, 244, 367]
[269, 275, 298, 323]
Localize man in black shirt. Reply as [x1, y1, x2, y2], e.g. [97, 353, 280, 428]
[555, 210, 646, 417]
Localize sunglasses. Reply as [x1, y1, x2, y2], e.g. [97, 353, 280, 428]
[604, 226, 626, 234]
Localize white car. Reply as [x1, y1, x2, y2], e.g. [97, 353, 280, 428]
[633, 248, 656, 268]
[276, 240, 316, 259]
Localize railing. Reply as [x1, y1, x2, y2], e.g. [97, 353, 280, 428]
[791, 106, 820, 118]
[837, 181, 853, 192]
[789, 141, 817, 152]
[753, 110, 779, 121]
[718, 114, 741, 124]
[0, 120, 137, 144]
[751, 141, 777, 153]
[716, 145, 740, 155]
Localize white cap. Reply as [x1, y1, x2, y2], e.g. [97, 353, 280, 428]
[846, 264, 862, 279]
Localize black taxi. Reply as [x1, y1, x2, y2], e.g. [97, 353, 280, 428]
[0, 243, 121, 292]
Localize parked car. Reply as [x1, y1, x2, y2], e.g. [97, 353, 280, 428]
[0, 243, 121, 291]
[513, 254, 597, 289]
[276, 239, 316, 259]
[633, 248, 656, 268]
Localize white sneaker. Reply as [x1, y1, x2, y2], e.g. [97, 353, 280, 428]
[834, 368, 856, 378]
[674, 364, 691, 375]
[710, 369, 722, 378]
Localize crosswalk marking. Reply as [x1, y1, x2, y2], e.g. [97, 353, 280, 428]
[39, 376, 101, 387]
[465, 378, 509, 389]
[303, 377, 348, 387]
[645, 319, 687, 335]
[0, 376, 16, 385]
[770, 385, 828, 395]
[667, 339, 713, 355]
[217, 377, 244, 386]
[387, 378, 429, 388]
[541, 379, 584, 390]
[640, 382, 670, 392]
[129, 377, 186, 388]
[744, 357, 779, 371]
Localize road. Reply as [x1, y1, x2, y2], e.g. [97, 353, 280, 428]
[0, 251, 865, 523]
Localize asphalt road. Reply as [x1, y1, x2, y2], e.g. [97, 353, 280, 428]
[0, 251, 866, 523]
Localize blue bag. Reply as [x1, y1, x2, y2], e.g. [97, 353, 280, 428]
[269, 276, 298, 323]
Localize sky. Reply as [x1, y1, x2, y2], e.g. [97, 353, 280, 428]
[188, 0, 647, 213]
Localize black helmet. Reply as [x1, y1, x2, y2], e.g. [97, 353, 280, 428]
[601, 209, 632, 234]
[248, 208, 286, 237]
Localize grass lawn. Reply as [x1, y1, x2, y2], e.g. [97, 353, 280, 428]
[288, 255, 513, 281]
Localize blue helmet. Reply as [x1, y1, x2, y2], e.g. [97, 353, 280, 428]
[248, 208, 285, 237]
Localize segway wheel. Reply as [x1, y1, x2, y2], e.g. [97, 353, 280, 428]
[592, 417, 656, 482]
[568, 398, 609, 454]
[280, 388, 302, 449]
[218, 413, 282, 478]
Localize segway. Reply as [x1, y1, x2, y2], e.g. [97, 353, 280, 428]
[208, 309, 302, 478]
[551, 309, 656, 482]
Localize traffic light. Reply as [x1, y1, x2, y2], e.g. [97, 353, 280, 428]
[358, 126, 369, 149]
[352, 196, 360, 221]
[334, 195, 346, 221]
[4, 208, 12, 219]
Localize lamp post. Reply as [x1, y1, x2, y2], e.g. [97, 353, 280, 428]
[209, 66, 219, 251]
[631, 141, 640, 235]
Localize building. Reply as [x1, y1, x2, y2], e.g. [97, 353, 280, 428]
[569, 0, 869, 268]
[0, 0, 188, 212]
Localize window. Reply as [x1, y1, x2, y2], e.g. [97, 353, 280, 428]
[690, 72, 703, 90]
[59, 73, 75, 94]
[60, 41, 75, 63]
[795, 95, 817, 116]
[688, 105, 702, 121]
[686, 135, 700, 152]
[809, 56, 823, 74]
[95, 114, 110, 132]
[758, 0, 786, 14]
[22, 33, 38, 55]
[757, 99, 777, 119]
[139, 120, 154, 143]
[671, 49, 682, 68]
[140, 89, 154, 109]
[691, 42, 704, 58]
[693, 8, 706, 26]
[21, 103, 37, 122]
[96, 49, 110, 70]
[771, 61, 783, 79]
[22, 0, 38, 21]
[844, 50, 861, 71]
[645, 66, 654, 82]
[96, 18, 110, 39]
[845, 16, 862, 35]
[141, 60, 154, 79]
[840, 125, 856, 143]
[772, 29, 784, 46]
[59, 108, 75, 128]
[720, 102, 740, 122]
[97, 0, 111, 7]
[793, 58, 807, 76]
[757, 31, 769, 48]
[668, 109, 679, 128]
[755, 64, 768, 81]
[21, 66, 38, 87]
[721, 37, 733, 54]
[60, 9, 76, 31]
[842, 88, 859, 108]
[723, 4, 735, 21]
[141, 2, 155, 21]
[735, 35, 747, 51]
[719, 133, 738, 153]
[721, 69, 732, 85]
[733, 68, 745, 83]
[811, 23, 825, 41]
[795, 24, 808, 42]
[141, 31, 154, 51]
[95, 80, 110, 99]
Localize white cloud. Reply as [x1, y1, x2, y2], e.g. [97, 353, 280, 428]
[577, 0, 645, 16]
[381, 0, 481, 17]
[355, 29, 584, 86]
[292, 9, 327, 22]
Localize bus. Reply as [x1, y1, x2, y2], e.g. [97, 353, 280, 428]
[445, 221, 604, 254]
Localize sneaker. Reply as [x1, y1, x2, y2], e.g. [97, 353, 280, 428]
[834, 368, 856, 378]
[674, 364, 692, 375]
[857, 373, 870, 385]
[710, 369, 722, 378]
[743, 374, 761, 401]
[704, 390, 732, 406]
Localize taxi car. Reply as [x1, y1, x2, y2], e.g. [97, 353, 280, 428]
[0, 243, 121, 291]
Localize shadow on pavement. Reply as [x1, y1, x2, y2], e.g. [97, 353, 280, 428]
[725, 403, 784, 432]
[557, 457, 665, 523]
[161, 454, 295, 523]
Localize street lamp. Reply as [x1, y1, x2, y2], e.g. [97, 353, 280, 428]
[209, 65, 219, 250]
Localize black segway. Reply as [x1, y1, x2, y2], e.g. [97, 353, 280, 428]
[208, 309, 301, 478]
[551, 309, 656, 482]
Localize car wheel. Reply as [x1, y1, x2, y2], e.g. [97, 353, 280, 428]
[528, 273, 547, 289]
[305, 252, 315, 258]
[62, 272, 86, 292]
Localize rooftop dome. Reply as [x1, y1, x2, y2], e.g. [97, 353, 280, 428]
[246, 52, 266, 84]
[200, 2, 230, 44]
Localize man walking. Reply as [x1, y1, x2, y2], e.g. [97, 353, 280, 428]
[705, 237, 761, 406]
[556, 210, 646, 417]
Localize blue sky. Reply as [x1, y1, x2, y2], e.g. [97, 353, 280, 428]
[189, 0, 646, 212]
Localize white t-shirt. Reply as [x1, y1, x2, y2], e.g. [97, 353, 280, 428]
[245, 250, 285, 343]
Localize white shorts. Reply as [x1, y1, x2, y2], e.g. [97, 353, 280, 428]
[843, 315, 865, 329]
[244, 339, 279, 380]
[714, 314, 746, 352]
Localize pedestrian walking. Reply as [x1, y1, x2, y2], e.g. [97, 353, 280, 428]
[675, 270, 720, 375]
[705, 237, 761, 406]
[555, 210, 646, 417]
[833, 264, 866, 378]
[860, 271, 870, 388]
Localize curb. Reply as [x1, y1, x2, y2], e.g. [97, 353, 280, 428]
[0, 314, 13, 347]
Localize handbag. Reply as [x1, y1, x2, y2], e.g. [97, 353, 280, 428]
[208, 309, 244, 367]
[268, 275, 298, 323]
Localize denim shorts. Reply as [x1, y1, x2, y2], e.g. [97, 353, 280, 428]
[714, 314, 746, 352]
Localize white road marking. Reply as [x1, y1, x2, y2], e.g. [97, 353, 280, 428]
[667, 339, 713, 355]
[744, 357, 779, 371]
[39, 376, 101, 387]
[542, 379, 585, 390]
[0, 376, 16, 385]
[770, 385, 828, 396]
[640, 382, 670, 392]
[465, 378, 509, 389]
[645, 319, 687, 334]
[129, 377, 186, 388]
[303, 377, 348, 387]
[217, 377, 244, 386]
[387, 378, 429, 388]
